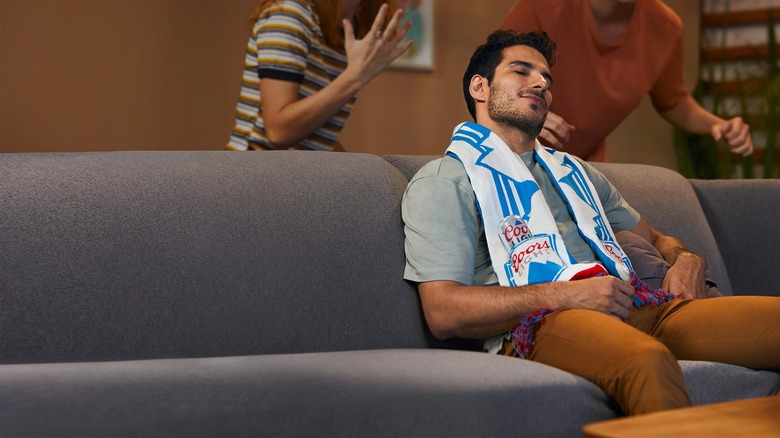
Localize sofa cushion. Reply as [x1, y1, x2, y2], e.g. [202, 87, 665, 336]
[690, 179, 780, 296]
[3, 351, 775, 438]
[591, 163, 732, 295]
[0, 151, 430, 364]
[680, 360, 780, 405]
[0, 349, 618, 438]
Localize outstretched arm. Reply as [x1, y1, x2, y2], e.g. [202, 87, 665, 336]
[630, 218, 708, 299]
[261, 4, 412, 149]
[660, 95, 753, 157]
[418, 276, 635, 340]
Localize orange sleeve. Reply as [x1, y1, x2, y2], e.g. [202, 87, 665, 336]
[499, 0, 543, 32]
[649, 34, 689, 113]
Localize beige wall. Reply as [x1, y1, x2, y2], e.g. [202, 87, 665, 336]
[1, 0, 699, 170]
[1, 0, 257, 152]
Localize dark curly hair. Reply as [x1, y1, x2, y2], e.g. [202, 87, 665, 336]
[463, 30, 556, 120]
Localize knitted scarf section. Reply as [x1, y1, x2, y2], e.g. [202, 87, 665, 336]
[511, 272, 678, 358]
[445, 122, 678, 358]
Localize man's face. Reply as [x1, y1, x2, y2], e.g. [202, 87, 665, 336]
[486, 45, 553, 138]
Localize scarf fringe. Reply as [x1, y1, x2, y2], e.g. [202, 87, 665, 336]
[511, 272, 679, 358]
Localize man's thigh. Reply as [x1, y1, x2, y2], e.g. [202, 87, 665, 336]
[644, 296, 780, 369]
[528, 309, 673, 380]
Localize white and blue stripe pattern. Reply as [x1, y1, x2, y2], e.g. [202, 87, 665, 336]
[446, 122, 633, 287]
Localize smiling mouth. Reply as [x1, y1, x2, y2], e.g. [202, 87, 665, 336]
[521, 94, 547, 110]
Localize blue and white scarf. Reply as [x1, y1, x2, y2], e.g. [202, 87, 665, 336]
[446, 122, 633, 286]
[445, 122, 677, 357]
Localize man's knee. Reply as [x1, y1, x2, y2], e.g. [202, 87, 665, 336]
[623, 341, 679, 374]
[615, 341, 690, 415]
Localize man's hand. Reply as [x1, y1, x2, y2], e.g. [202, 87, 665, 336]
[711, 117, 753, 157]
[537, 110, 575, 150]
[662, 251, 708, 300]
[565, 276, 635, 320]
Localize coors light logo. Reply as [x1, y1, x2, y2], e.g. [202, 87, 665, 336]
[498, 215, 532, 251]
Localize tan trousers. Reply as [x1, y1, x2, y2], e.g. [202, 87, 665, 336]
[502, 297, 780, 415]
[500, 231, 780, 415]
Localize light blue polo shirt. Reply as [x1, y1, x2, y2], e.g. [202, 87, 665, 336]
[402, 152, 640, 287]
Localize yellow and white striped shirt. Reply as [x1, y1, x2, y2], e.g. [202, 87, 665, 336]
[227, 0, 355, 151]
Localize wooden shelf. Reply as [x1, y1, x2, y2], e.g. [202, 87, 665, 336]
[695, 4, 779, 177]
[702, 7, 780, 26]
[701, 77, 772, 95]
[702, 44, 777, 62]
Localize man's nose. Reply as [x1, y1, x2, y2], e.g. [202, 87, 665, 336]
[530, 74, 549, 91]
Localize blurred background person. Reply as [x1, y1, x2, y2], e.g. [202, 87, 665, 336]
[227, 0, 412, 151]
[500, 0, 753, 161]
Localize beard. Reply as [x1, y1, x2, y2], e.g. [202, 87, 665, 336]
[487, 83, 547, 138]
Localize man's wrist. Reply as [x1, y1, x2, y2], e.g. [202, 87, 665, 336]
[673, 249, 706, 268]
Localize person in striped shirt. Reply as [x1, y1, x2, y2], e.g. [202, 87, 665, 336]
[227, 0, 412, 151]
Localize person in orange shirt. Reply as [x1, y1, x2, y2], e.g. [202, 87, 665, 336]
[500, 0, 753, 161]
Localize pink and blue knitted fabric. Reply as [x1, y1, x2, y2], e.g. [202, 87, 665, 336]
[511, 272, 679, 358]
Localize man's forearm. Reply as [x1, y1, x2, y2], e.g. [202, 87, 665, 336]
[660, 95, 722, 135]
[418, 276, 636, 340]
[652, 234, 702, 267]
[418, 280, 566, 340]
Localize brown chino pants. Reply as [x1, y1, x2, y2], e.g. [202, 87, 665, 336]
[500, 231, 780, 416]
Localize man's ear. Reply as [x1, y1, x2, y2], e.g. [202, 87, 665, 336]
[469, 75, 488, 104]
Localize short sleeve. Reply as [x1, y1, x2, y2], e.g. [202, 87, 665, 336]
[578, 159, 641, 232]
[402, 162, 483, 286]
[254, 0, 315, 83]
[649, 27, 688, 112]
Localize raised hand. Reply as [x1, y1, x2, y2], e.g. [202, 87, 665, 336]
[537, 110, 575, 150]
[341, 4, 414, 88]
[712, 116, 753, 156]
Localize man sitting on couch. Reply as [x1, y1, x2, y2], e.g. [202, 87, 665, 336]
[401, 30, 780, 416]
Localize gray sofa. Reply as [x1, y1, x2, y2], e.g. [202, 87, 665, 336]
[1, 151, 778, 437]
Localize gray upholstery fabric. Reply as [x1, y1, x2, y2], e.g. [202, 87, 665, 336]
[592, 163, 732, 295]
[690, 179, 780, 296]
[0, 151, 429, 364]
[2, 151, 777, 437]
[384, 154, 439, 181]
[0, 349, 618, 438]
[680, 360, 780, 405]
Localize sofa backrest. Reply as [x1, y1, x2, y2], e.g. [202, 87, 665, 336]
[1, 151, 432, 364]
[591, 162, 732, 294]
[384, 155, 733, 295]
[690, 179, 780, 296]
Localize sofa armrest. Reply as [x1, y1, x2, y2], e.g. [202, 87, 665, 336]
[691, 179, 780, 297]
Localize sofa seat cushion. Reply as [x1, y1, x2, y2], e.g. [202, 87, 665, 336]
[1, 349, 617, 438]
[4, 350, 777, 437]
[680, 360, 780, 405]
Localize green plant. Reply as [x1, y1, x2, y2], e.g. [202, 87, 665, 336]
[762, 8, 778, 178]
[674, 4, 779, 179]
